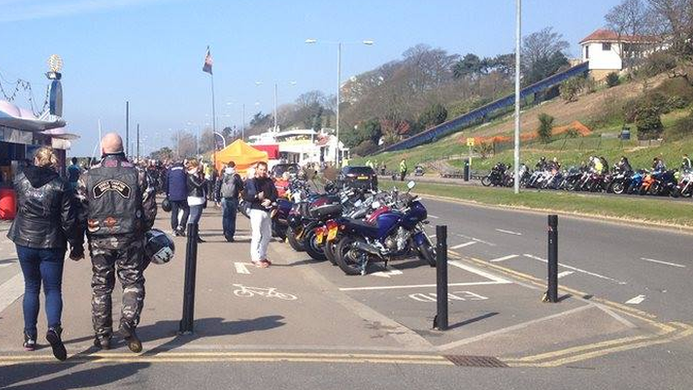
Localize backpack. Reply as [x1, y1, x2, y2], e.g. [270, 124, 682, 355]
[221, 173, 240, 198]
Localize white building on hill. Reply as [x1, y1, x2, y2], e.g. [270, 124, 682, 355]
[580, 29, 661, 80]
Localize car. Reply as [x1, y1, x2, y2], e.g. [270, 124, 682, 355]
[270, 163, 300, 179]
[336, 166, 378, 191]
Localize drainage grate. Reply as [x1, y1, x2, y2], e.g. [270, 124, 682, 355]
[444, 355, 508, 368]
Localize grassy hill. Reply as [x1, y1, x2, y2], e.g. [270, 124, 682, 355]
[353, 73, 693, 173]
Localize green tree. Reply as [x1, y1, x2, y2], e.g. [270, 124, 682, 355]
[416, 103, 448, 131]
[452, 53, 484, 79]
[537, 113, 555, 143]
[635, 105, 663, 140]
[522, 27, 570, 85]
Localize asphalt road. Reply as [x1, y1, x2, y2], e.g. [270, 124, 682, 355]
[2, 199, 693, 389]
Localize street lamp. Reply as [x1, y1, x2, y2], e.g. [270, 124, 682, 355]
[513, 0, 522, 194]
[306, 38, 374, 167]
[254, 80, 297, 132]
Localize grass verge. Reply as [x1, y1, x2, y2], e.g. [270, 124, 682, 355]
[383, 179, 693, 228]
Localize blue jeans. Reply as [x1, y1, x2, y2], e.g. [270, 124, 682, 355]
[16, 245, 66, 336]
[188, 204, 203, 225]
[222, 197, 239, 238]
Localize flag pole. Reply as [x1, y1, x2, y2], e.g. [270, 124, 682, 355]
[211, 72, 217, 170]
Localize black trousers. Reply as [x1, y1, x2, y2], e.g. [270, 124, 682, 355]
[170, 200, 190, 231]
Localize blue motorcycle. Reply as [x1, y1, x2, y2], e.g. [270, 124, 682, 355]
[333, 182, 436, 275]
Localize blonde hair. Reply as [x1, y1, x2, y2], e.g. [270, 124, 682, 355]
[186, 158, 199, 170]
[34, 147, 59, 169]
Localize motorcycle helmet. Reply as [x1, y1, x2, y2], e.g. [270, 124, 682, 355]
[161, 198, 172, 212]
[144, 229, 175, 265]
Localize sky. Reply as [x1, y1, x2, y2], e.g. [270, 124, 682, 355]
[1, 0, 623, 157]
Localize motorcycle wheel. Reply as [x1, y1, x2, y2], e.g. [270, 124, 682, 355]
[612, 181, 625, 195]
[417, 241, 437, 267]
[335, 236, 366, 276]
[324, 239, 339, 265]
[286, 226, 305, 252]
[303, 229, 327, 261]
[649, 183, 662, 196]
[481, 176, 492, 187]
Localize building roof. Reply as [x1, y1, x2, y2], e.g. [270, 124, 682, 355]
[580, 29, 657, 45]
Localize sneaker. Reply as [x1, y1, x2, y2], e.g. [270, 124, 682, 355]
[119, 322, 142, 353]
[23, 331, 36, 352]
[94, 334, 112, 350]
[224, 235, 234, 242]
[197, 237, 206, 243]
[46, 327, 67, 361]
[252, 260, 270, 268]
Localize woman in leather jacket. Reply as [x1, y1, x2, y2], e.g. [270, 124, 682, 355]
[186, 159, 206, 243]
[6, 147, 75, 361]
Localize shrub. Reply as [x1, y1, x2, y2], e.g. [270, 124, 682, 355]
[637, 51, 677, 78]
[352, 140, 378, 156]
[559, 77, 583, 102]
[584, 77, 598, 94]
[635, 105, 663, 140]
[566, 127, 580, 138]
[474, 142, 494, 158]
[606, 72, 620, 88]
[537, 113, 554, 143]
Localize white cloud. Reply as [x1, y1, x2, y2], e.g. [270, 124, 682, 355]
[0, 0, 167, 22]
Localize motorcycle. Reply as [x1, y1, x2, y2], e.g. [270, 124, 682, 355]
[671, 170, 693, 198]
[333, 181, 436, 275]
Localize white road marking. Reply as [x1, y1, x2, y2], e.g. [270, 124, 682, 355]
[640, 257, 686, 268]
[449, 260, 511, 284]
[428, 215, 440, 219]
[0, 263, 12, 268]
[450, 241, 477, 249]
[557, 271, 574, 279]
[625, 295, 646, 305]
[371, 267, 404, 278]
[429, 235, 436, 238]
[495, 228, 522, 236]
[489, 254, 519, 263]
[409, 291, 489, 303]
[522, 254, 627, 285]
[0, 273, 24, 313]
[455, 234, 496, 246]
[234, 262, 251, 274]
[339, 281, 507, 292]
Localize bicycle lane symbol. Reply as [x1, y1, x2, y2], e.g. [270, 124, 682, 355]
[232, 284, 298, 301]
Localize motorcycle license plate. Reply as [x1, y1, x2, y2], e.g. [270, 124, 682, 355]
[327, 227, 338, 241]
[316, 231, 324, 244]
[357, 176, 368, 180]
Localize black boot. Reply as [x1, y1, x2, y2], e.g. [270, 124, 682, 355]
[46, 327, 67, 361]
[23, 331, 36, 352]
[119, 322, 142, 353]
[94, 334, 112, 350]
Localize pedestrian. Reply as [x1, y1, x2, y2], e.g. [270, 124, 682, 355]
[399, 158, 408, 181]
[7, 147, 76, 361]
[244, 161, 277, 268]
[682, 154, 691, 172]
[72, 133, 157, 352]
[220, 161, 244, 242]
[186, 158, 206, 243]
[67, 157, 81, 191]
[165, 160, 189, 236]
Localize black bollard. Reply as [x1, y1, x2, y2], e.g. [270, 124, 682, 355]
[545, 215, 559, 303]
[433, 225, 448, 330]
[179, 222, 199, 334]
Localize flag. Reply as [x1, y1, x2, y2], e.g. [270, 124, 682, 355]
[202, 46, 213, 74]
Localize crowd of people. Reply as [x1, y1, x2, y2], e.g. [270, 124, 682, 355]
[4, 132, 287, 362]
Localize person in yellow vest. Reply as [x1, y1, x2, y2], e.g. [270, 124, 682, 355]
[399, 159, 407, 181]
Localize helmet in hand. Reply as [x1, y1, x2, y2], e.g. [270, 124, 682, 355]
[144, 229, 175, 265]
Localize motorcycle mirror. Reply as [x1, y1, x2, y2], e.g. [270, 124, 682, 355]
[407, 181, 416, 190]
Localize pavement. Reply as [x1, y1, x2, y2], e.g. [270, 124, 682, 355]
[1, 199, 693, 389]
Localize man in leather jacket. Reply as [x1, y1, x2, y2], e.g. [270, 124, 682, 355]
[72, 133, 157, 352]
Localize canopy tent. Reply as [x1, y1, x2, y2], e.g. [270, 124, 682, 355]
[214, 139, 268, 173]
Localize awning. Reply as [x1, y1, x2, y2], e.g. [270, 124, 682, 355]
[0, 100, 66, 131]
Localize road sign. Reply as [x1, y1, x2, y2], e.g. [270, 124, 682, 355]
[466, 138, 475, 147]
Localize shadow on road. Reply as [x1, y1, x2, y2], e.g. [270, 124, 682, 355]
[1, 362, 150, 390]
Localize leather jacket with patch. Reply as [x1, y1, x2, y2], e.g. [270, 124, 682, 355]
[74, 154, 157, 241]
[7, 166, 76, 249]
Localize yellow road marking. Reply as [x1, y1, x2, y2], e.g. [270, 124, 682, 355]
[449, 252, 693, 366]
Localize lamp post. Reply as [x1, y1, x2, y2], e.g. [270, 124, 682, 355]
[254, 80, 297, 132]
[514, 0, 522, 194]
[305, 38, 374, 167]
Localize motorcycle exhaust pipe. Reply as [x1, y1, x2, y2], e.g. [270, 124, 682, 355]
[353, 241, 382, 258]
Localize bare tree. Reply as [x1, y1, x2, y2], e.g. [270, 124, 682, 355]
[647, 0, 693, 55]
[606, 0, 659, 69]
[171, 130, 197, 159]
[522, 27, 570, 84]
